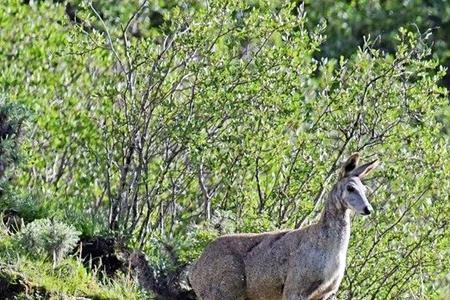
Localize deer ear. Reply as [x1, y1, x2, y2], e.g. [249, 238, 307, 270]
[340, 153, 360, 178]
[350, 159, 379, 179]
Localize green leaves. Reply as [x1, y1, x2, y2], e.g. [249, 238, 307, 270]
[17, 218, 80, 265]
[1, 0, 449, 298]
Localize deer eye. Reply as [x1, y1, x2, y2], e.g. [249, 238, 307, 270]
[347, 186, 355, 193]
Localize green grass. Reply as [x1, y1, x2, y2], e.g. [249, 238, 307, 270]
[0, 257, 145, 300]
[0, 226, 146, 300]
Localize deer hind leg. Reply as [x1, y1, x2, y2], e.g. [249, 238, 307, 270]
[198, 254, 246, 300]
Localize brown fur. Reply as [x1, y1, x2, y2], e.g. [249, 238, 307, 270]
[189, 154, 378, 300]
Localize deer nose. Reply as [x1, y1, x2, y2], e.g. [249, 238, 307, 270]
[362, 206, 372, 215]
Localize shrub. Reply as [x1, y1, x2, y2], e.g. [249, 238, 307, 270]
[0, 97, 25, 178]
[17, 218, 80, 265]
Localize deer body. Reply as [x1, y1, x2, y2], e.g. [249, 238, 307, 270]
[189, 154, 378, 300]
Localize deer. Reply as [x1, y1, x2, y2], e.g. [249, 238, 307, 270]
[188, 153, 379, 300]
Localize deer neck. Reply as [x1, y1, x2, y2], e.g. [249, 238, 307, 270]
[319, 186, 351, 249]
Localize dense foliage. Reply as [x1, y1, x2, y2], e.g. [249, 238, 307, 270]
[17, 218, 80, 264]
[0, 0, 449, 299]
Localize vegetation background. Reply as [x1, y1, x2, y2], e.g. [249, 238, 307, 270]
[0, 0, 449, 299]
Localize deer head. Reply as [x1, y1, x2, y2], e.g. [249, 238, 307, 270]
[336, 153, 379, 215]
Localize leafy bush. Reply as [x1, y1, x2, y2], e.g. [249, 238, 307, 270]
[17, 218, 80, 264]
[0, 0, 449, 299]
[0, 96, 26, 213]
[0, 97, 25, 176]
